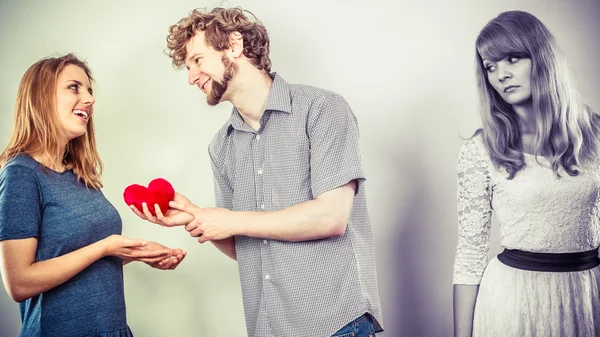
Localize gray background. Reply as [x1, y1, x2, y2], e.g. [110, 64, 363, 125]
[0, 0, 599, 336]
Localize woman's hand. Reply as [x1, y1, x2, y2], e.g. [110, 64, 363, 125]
[102, 235, 173, 263]
[141, 241, 187, 270]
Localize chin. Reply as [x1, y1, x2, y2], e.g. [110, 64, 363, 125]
[206, 98, 219, 106]
[513, 97, 533, 106]
[68, 131, 87, 141]
[502, 95, 530, 106]
[206, 94, 226, 106]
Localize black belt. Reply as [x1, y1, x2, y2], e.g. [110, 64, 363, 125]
[497, 248, 600, 272]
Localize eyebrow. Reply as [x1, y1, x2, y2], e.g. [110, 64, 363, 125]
[66, 80, 93, 95]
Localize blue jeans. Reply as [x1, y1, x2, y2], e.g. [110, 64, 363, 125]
[331, 314, 376, 337]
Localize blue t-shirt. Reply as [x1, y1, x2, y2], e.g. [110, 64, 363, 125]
[0, 154, 133, 337]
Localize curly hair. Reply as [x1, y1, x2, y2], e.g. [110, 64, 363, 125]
[166, 7, 271, 73]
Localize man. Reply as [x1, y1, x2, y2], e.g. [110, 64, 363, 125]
[132, 7, 383, 337]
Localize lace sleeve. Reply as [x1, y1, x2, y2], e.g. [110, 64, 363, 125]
[453, 137, 493, 285]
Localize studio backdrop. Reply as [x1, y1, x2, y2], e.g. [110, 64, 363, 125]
[0, 0, 599, 336]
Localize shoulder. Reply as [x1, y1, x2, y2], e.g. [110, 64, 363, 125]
[459, 132, 487, 158]
[1, 155, 40, 181]
[457, 132, 492, 172]
[0, 157, 42, 201]
[289, 84, 349, 113]
[289, 85, 356, 130]
[272, 73, 348, 111]
[289, 83, 337, 100]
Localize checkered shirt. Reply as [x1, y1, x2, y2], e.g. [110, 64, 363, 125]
[208, 73, 383, 337]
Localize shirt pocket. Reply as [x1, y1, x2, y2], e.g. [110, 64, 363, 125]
[267, 139, 312, 209]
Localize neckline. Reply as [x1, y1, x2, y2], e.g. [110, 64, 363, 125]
[21, 153, 71, 175]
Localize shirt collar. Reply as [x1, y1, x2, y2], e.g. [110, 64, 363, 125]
[228, 72, 291, 132]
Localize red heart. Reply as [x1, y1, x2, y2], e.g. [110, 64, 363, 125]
[123, 178, 175, 216]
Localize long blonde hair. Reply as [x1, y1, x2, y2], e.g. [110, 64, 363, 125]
[475, 11, 599, 179]
[0, 53, 103, 189]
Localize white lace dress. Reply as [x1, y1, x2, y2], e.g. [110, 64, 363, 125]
[453, 135, 600, 337]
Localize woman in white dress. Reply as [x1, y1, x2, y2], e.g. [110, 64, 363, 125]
[453, 10, 600, 337]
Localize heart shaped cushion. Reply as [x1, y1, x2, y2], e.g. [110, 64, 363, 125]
[123, 178, 175, 216]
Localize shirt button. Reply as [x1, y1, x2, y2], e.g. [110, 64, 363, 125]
[265, 274, 270, 280]
[257, 168, 263, 175]
[260, 204, 265, 210]
[263, 240, 268, 245]
[256, 134, 261, 140]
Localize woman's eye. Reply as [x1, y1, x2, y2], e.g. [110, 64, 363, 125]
[69, 84, 79, 91]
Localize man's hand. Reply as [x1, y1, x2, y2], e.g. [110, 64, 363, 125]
[169, 201, 240, 243]
[130, 192, 194, 227]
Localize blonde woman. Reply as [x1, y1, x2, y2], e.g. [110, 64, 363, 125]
[453, 11, 600, 337]
[0, 54, 186, 337]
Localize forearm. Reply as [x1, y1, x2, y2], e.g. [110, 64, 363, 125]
[237, 198, 347, 242]
[453, 284, 479, 337]
[211, 237, 236, 260]
[3, 241, 106, 302]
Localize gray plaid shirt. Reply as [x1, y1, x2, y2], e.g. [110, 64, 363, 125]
[208, 73, 383, 337]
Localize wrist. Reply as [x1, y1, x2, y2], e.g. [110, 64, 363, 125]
[229, 211, 243, 236]
[236, 211, 259, 236]
[97, 236, 112, 258]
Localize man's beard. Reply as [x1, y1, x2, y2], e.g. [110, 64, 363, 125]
[207, 55, 238, 106]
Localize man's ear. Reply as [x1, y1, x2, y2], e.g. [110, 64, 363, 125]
[229, 31, 243, 58]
